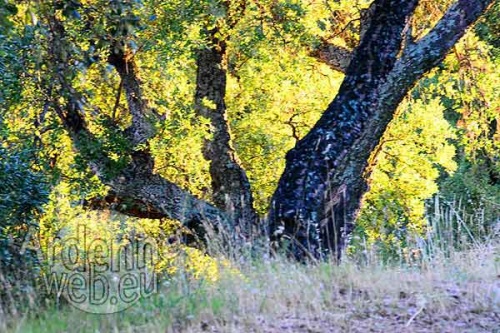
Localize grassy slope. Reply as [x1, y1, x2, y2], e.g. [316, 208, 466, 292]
[3, 242, 499, 333]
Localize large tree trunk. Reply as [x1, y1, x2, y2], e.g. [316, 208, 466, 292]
[194, 28, 257, 237]
[269, 0, 494, 261]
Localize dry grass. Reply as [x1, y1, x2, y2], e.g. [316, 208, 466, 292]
[1, 198, 499, 333]
[2, 240, 498, 333]
[181, 243, 500, 333]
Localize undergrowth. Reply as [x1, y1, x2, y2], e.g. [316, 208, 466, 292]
[0, 199, 498, 333]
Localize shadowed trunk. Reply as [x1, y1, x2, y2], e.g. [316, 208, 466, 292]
[269, 0, 494, 261]
[195, 28, 258, 237]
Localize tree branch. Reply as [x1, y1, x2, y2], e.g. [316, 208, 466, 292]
[105, 151, 232, 239]
[309, 42, 352, 73]
[44, 12, 230, 246]
[372, 0, 496, 147]
[108, 46, 160, 146]
[194, 24, 258, 234]
[389, 0, 495, 89]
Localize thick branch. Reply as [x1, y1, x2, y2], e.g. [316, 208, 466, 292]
[108, 47, 159, 146]
[388, 0, 495, 91]
[85, 193, 167, 219]
[84, 151, 232, 245]
[45, 13, 230, 245]
[269, 0, 494, 261]
[195, 28, 258, 233]
[310, 42, 352, 73]
[107, 151, 231, 237]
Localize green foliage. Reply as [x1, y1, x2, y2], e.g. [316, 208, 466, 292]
[354, 98, 457, 259]
[430, 34, 499, 244]
[0, 145, 49, 299]
[476, 1, 500, 57]
[0, 1, 24, 108]
[438, 158, 499, 238]
[0, 147, 48, 229]
[352, 32, 499, 259]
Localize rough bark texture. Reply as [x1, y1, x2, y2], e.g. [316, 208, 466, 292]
[269, 0, 494, 261]
[195, 29, 258, 236]
[104, 150, 231, 243]
[107, 46, 159, 146]
[310, 43, 352, 73]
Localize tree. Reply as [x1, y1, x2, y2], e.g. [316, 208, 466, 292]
[268, 0, 494, 260]
[3, 0, 495, 261]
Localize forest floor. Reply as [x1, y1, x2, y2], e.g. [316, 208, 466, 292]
[3, 243, 499, 333]
[182, 251, 500, 333]
[184, 278, 500, 333]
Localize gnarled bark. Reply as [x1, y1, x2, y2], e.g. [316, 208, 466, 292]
[194, 28, 257, 235]
[310, 43, 352, 73]
[269, 0, 494, 261]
